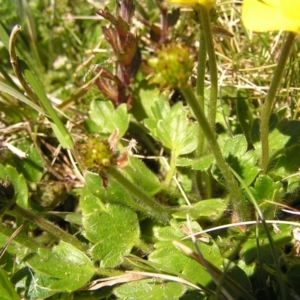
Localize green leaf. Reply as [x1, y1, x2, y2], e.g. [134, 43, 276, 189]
[249, 175, 283, 218]
[181, 241, 223, 287]
[82, 204, 140, 267]
[176, 154, 214, 171]
[236, 90, 251, 144]
[0, 233, 19, 272]
[222, 134, 247, 157]
[26, 273, 57, 299]
[191, 155, 214, 170]
[286, 175, 300, 193]
[14, 140, 44, 183]
[212, 135, 259, 187]
[0, 268, 19, 300]
[172, 199, 226, 221]
[79, 184, 104, 215]
[182, 259, 213, 288]
[271, 145, 300, 177]
[149, 241, 190, 273]
[235, 151, 259, 186]
[144, 102, 198, 155]
[175, 157, 194, 167]
[219, 261, 253, 299]
[0, 81, 46, 115]
[250, 114, 279, 145]
[25, 242, 94, 292]
[149, 220, 222, 287]
[151, 219, 201, 241]
[0, 164, 28, 209]
[249, 175, 282, 204]
[88, 101, 129, 137]
[135, 82, 170, 120]
[114, 279, 186, 300]
[124, 157, 161, 195]
[82, 171, 146, 212]
[22, 66, 74, 149]
[287, 265, 300, 295]
[240, 226, 292, 265]
[251, 119, 297, 163]
[149, 97, 170, 121]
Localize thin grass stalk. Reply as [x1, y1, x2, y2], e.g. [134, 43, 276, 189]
[180, 84, 250, 223]
[260, 32, 296, 173]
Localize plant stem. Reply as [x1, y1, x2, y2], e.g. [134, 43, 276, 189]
[106, 166, 170, 223]
[197, 5, 218, 130]
[181, 84, 250, 223]
[12, 204, 87, 251]
[260, 32, 296, 173]
[195, 22, 207, 198]
[196, 27, 206, 108]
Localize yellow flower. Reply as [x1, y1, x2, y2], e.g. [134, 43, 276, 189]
[242, 0, 300, 33]
[165, 0, 216, 8]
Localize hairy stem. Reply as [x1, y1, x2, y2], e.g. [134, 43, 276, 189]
[13, 204, 87, 251]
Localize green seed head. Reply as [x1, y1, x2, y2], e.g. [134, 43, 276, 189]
[77, 135, 115, 171]
[149, 45, 193, 89]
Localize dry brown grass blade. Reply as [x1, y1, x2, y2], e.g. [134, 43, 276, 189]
[126, 271, 202, 291]
[85, 273, 147, 290]
[85, 270, 202, 291]
[0, 223, 25, 260]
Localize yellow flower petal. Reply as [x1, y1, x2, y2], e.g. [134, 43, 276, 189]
[280, 0, 300, 22]
[165, 0, 215, 7]
[242, 0, 300, 33]
[166, 0, 198, 4]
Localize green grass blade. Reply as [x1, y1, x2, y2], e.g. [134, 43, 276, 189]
[0, 81, 46, 115]
[22, 67, 74, 149]
[7, 24, 74, 149]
